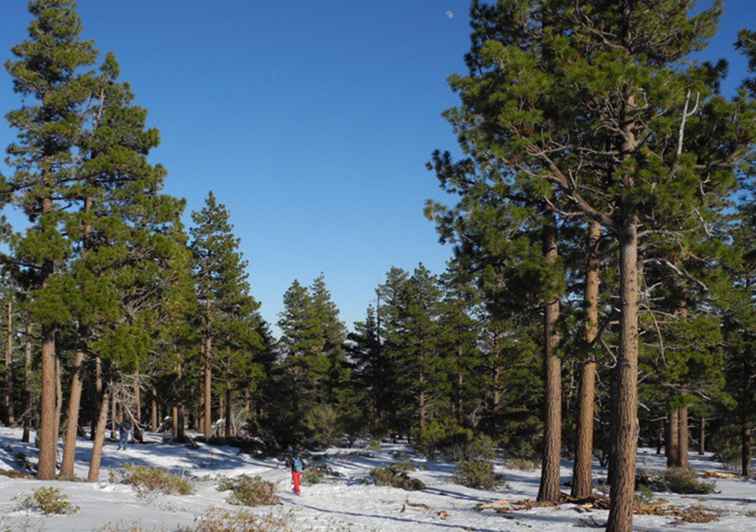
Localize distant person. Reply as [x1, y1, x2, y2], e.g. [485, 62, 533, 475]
[118, 418, 132, 451]
[289, 448, 304, 496]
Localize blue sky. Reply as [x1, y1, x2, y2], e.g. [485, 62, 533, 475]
[0, 1, 753, 331]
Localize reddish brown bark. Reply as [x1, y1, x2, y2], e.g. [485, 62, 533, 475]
[87, 389, 109, 481]
[538, 218, 562, 502]
[61, 351, 84, 479]
[22, 323, 32, 443]
[37, 327, 57, 480]
[667, 408, 679, 467]
[572, 221, 601, 498]
[606, 211, 640, 532]
[677, 406, 689, 468]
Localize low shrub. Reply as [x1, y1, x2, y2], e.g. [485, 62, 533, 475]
[172, 507, 292, 532]
[454, 459, 496, 490]
[637, 468, 716, 495]
[505, 458, 539, 471]
[217, 475, 280, 506]
[367, 438, 381, 451]
[302, 467, 324, 485]
[392, 460, 416, 473]
[17, 486, 78, 515]
[370, 466, 425, 490]
[113, 465, 193, 496]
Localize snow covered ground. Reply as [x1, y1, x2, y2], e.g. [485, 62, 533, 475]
[0, 427, 754, 531]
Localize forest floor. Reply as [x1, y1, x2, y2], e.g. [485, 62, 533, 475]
[0, 427, 754, 531]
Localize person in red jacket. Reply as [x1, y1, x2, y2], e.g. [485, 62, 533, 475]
[289, 448, 304, 495]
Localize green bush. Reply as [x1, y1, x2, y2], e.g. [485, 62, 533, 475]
[368, 438, 381, 451]
[454, 460, 496, 490]
[18, 487, 78, 515]
[664, 468, 716, 494]
[217, 475, 280, 506]
[505, 458, 539, 471]
[113, 465, 193, 496]
[302, 467, 324, 485]
[370, 466, 425, 490]
[171, 507, 292, 532]
[637, 468, 716, 495]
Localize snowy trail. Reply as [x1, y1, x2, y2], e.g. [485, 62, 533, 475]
[0, 427, 754, 531]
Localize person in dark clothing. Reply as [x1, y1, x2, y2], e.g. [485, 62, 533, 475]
[289, 448, 304, 495]
[118, 418, 132, 451]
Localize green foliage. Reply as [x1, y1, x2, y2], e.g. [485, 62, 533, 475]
[17, 487, 78, 515]
[304, 404, 339, 448]
[637, 468, 716, 495]
[370, 466, 426, 490]
[186, 507, 292, 532]
[454, 460, 496, 490]
[112, 465, 193, 496]
[217, 475, 280, 506]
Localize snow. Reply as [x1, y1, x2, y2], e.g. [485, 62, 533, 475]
[0, 427, 754, 531]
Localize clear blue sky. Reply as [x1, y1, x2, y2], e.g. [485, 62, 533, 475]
[0, 1, 753, 331]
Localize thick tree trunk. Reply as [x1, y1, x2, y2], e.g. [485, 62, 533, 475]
[606, 213, 640, 532]
[538, 218, 562, 502]
[203, 335, 212, 438]
[37, 327, 57, 480]
[87, 389, 109, 482]
[61, 351, 84, 479]
[4, 300, 14, 426]
[572, 221, 601, 498]
[22, 323, 32, 443]
[224, 387, 232, 440]
[667, 408, 679, 467]
[677, 406, 689, 468]
[699, 417, 705, 455]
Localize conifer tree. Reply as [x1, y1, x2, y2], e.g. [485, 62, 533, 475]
[190, 192, 258, 438]
[431, 2, 751, 527]
[3, 0, 98, 479]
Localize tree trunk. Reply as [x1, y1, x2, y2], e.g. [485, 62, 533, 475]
[4, 299, 14, 426]
[741, 422, 751, 478]
[135, 364, 141, 426]
[87, 389, 109, 482]
[698, 417, 705, 455]
[606, 212, 640, 532]
[54, 355, 62, 441]
[538, 217, 562, 502]
[37, 327, 57, 480]
[224, 387, 232, 440]
[419, 370, 427, 435]
[171, 405, 178, 440]
[572, 221, 601, 498]
[110, 389, 117, 440]
[61, 351, 84, 479]
[91, 356, 102, 440]
[22, 323, 32, 443]
[150, 395, 158, 432]
[203, 335, 212, 438]
[667, 408, 679, 467]
[677, 406, 688, 468]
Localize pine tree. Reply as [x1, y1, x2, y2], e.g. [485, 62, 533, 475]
[190, 192, 259, 439]
[431, 2, 750, 527]
[3, 0, 98, 479]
